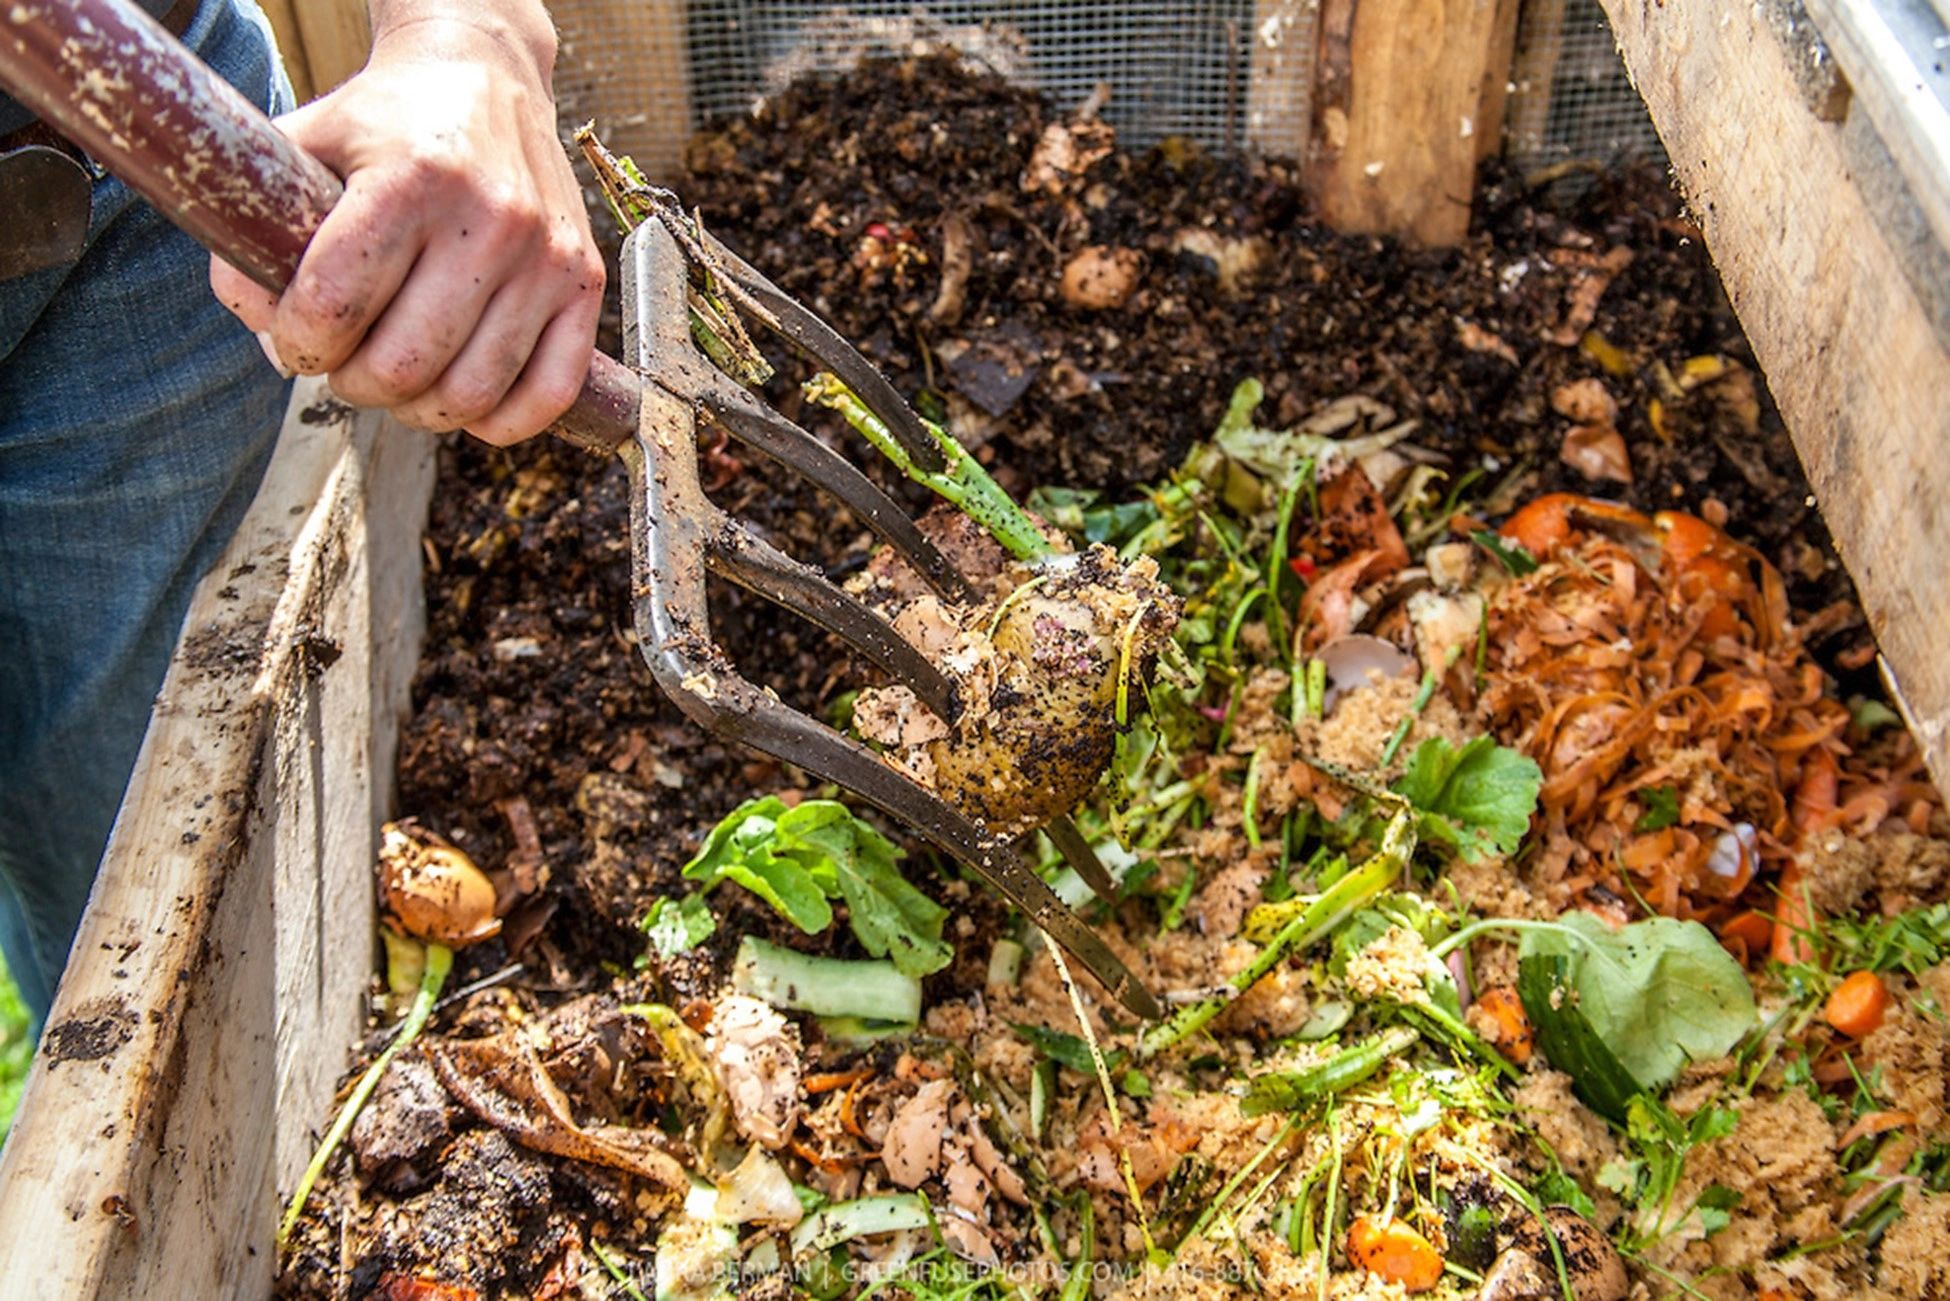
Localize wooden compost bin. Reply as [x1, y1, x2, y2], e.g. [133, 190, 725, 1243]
[1, 0, 1947, 1294]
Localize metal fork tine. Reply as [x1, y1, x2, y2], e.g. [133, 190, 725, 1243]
[707, 527, 959, 722]
[702, 674, 1161, 1021]
[705, 384, 973, 604]
[700, 232, 946, 476]
[1046, 816, 1122, 903]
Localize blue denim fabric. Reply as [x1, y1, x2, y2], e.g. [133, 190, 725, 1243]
[0, 0, 294, 1028]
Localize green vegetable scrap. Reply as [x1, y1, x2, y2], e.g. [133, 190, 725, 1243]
[731, 936, 922, 1027]
[1518, 913, 1756, 1121]
[1392, 734, 1543, 863]
[682, 796, 951, 977]
[643, 892, 717, 959]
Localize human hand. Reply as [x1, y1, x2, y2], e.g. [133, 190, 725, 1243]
[209, 3, 603, 444]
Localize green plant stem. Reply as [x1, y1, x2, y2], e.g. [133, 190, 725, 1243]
[278, 940, 453, 1251]
[805, 373, 1056, 562]
[731, 935, 921, 1024]
[1378, 665, 1442, 768]
[1139, 809, 1412, 1057]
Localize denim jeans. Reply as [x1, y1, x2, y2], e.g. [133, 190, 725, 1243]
[0, 0, 294, 1028]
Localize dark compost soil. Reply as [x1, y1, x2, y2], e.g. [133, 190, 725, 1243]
[275, 52, 1875, 1298]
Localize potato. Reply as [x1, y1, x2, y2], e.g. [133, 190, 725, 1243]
[860, 544, 1177, 837]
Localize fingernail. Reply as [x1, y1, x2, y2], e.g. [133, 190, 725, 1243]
[255, 329, 295, 379]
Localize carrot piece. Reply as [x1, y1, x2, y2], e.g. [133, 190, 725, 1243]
[1719, 910, 1773, 953]
[1824, 970, 1891, 1038]
[1836, 1108, 1913, 1149]
[1771, 862, 1819, 966]
[804, 1067, 874, 1094]
[1500, 494, 1580, 557]
[1346, 1215, 1445, 1292]
[1474, 986, 1535, 1066]
[1793, 748, 1840, 834]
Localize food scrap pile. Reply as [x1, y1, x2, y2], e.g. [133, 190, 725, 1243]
[278, 54, 1950, 1301]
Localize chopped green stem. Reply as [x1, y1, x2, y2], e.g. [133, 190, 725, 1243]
[278, 940, 453, 1251]
[1139, 809, 1412, 1057]
[732, 935, 921, 1024]
[588, 1241, 650, 1301]
[1242, 1025, 1421, 1115]
[1176, 1115, 1303, 1253]
[791, 1193, 932, 1256]
[1428, 917, 1621, 963]
[1402, 1002, 1518, 1080]
[1242, 744, 1269, 850]
[1378, 664, 1443, 768]
[1265, 473, 1306, 664]
[806, 373, 1054, 561]
[1060, 1192, 1097, 1301]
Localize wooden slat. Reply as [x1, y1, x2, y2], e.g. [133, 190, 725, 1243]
[256, 0, 314, 104]
[1305, 0, 1514, 247]
[1598, 0, 1950, 802]
[290, 0, 371, 97]
[0, 382, 434, 1295]
[1474, 0, 1523, 161]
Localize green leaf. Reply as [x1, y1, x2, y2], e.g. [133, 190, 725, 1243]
[1634, 785, 1680, 832]
[1393, 735, 1543, 862]
[1518, 913, 1756, 1118]
[683, 798, 952, 972]
[1535, 1170, 1597, 1220]
[642, 893, 716, 958]
[834, 845, 951, 977]
[1012, 1023, 1127, 1075]
[1469, 528, 1539, 576]
[1694, 1184, 1742, 1237]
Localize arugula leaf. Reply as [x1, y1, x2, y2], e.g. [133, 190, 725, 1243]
[1634, 784, 1680, 832]
[679, 797, 951, 975]
[1011, 1023, 1128, 1075]
[1469, 528, 1539, 576]
[1518, 913, 1756, 1119]
[642, 893, 716, 958]
[1393, 735, 1543, 862]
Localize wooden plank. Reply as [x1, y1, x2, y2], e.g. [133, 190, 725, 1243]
[0, 381, 433, 1295]
[1305, 0, 1512, 246]
[1246, 0, 1314, 157]
[1597, 0, 1950, 802]
[1506, 0, 1567, 160]
[256, 0, 314, 104]
[550, 0, 693, 182]
[291, 0, 371, 97]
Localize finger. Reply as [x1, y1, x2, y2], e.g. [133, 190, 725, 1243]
[464, 280, 604, 446]
[269, 163, 436, 376]
[385, 280, 547, 431]
[326, 225, 524, 411]
[209, 254, 279, 333]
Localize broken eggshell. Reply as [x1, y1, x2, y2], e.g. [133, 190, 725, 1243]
[377, 821, 502, 948]
[1317, 634, 1418, 715]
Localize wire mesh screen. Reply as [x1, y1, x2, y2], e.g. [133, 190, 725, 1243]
[1506, 0, 1665, 169]
[552, 0, 1660, 181]
[682, 1, 1295, 152]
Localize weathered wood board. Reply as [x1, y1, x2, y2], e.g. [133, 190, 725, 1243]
[1598, 0, 1950, 801]
[0, 382, 434, 1296]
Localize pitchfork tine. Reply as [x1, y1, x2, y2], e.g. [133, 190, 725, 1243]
[624, 220, 1162, 1021]
[707, 527, 959, 722]
[703, 386, 973, 604]
[701, 233, 946, 475]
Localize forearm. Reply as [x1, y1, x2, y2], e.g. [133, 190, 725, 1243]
[367, 0, 558, 85]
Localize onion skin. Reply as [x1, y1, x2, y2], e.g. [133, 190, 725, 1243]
[377, 821, 502, 948]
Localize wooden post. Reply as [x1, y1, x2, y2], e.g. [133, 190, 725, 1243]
[549, 0, 693, 182]
[1506, 0, 1566, 160]
[1597, 0, 1950, 802]
[255, 0, 313, 103]
[1305, 0, 1518, 247]
[1246, 0, 1313, 156]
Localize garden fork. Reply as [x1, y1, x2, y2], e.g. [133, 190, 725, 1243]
[0, 0, 1161, 1018]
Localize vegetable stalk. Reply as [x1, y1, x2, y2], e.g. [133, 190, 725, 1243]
[805, 372, 1055, 562]
[278, 940, 453, 1250]
[731, 935, 921, 1025]
[1138, 808, 1414, 1057]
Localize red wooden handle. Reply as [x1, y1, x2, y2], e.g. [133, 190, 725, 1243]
[0, 0, 638, 452]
